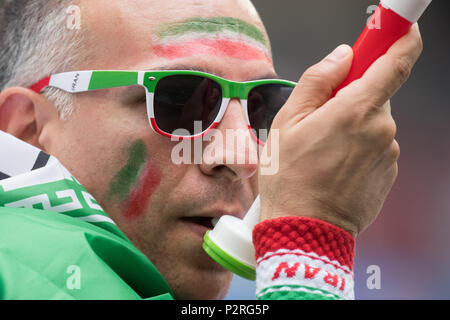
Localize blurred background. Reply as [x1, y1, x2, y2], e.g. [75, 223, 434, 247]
[226, 0, 450, 300]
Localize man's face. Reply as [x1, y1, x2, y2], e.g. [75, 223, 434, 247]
[48, 0, 276, 299]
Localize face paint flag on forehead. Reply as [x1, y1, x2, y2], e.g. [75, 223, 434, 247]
[153, 17, 271, 63]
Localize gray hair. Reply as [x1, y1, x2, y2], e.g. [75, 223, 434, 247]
[0, 0, 81, 119]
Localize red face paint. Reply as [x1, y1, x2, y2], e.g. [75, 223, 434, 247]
[121, 159, 162, 219]
[153, 38, 271, 63]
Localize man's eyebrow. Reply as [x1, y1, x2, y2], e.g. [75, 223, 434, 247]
[144, 65, 279, 81]
[252, 73, 280, 81]
[145, 65, 221, 76]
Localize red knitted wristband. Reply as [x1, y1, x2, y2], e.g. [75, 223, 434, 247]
[252, 216, 355, 300]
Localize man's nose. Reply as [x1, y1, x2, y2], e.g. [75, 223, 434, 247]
[199, 99, 259, 181]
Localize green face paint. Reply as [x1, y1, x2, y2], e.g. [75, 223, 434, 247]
[157, 17, 268, 47]
[108, 140, 163, 219]
[108, 140, 148, 202]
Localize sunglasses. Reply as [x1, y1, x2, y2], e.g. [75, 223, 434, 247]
[30, 70, 296, 143]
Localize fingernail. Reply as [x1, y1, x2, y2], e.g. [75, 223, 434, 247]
[413, 23, 421, 34]
[328, 44, 351, 61]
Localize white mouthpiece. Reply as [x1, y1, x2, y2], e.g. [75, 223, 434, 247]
[205, 196, 261, 270]
[381, 0, 432, 23]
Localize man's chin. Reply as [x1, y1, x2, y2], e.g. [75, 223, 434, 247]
[171, 266, 233, 300]
[128, 218, 234, 299]
[162, 227, 234, 299]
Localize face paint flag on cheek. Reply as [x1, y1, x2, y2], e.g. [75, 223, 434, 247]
[108, 140, 162, 220]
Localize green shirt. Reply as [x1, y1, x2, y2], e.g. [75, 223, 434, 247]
[0, 206, 174, 300]
[0, 131, 174, 299]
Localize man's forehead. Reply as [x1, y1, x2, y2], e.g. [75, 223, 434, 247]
[82, 0, 264, 32]
[79, 0, 271, 74]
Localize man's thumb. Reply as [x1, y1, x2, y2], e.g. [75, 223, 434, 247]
[284, 44, 353, 118]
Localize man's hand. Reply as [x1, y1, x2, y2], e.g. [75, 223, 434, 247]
[259, 24, 423, 237]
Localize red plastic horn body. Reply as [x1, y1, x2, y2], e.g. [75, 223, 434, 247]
[332, 4, 413, 97]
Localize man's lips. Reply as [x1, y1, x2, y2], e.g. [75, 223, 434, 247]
[181, 211, 243, 232]
[181, 217, 215, 230]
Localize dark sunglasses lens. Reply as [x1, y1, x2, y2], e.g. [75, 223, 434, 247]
[247, 84, 294, 142]
[154, 75, 222, 136]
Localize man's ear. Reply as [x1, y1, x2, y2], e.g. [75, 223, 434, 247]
[0, 87, 59, 150]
